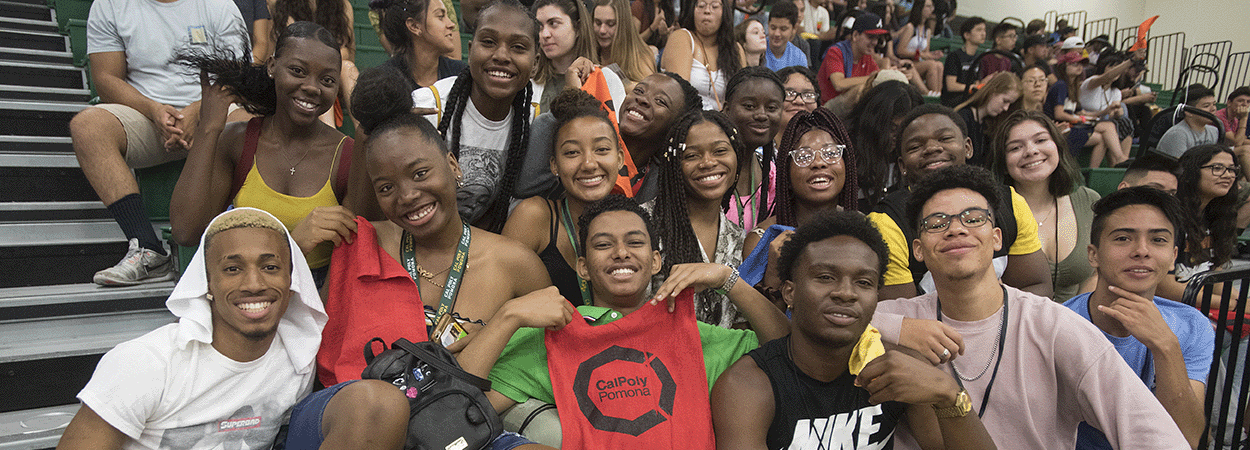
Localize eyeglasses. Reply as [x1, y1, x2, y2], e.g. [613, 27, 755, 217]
[919, 207, 993, 233]
[1023, 77, 1047, 86]
[785, 89, 819, 104]
[790, 144, 844, 167]
[1201, 163, 1241, 178]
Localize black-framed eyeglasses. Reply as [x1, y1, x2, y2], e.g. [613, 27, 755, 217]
[784, 89, 819, 104]
[1201, 163, 1240, 178]
[790, 144, 844, 167]
[919, 207, 993, 233]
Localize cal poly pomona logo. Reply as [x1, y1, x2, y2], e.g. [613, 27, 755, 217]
[573, 345, 677, 436]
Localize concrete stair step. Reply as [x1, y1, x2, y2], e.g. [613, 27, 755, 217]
[0, 29, 65, 53]
[0, 47, 74, 65]
[0, 281, 173, 321]
[0, 137, 74, 154]
[0, 60, 86, 90]
[0, 16, 59, 34]
[0, 84, 90, 103]
[0, 403, 77, 449]
[0, 1, 53, 23]
[0, 201, 109, 222]
[0, 166, 99, 203]
[0, 100, 85, 137]
[0, 403, 78, 449]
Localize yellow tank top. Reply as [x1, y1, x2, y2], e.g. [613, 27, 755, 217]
[233, 137, 346, 268]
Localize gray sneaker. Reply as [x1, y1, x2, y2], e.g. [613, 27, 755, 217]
[93, 239, 175, 286]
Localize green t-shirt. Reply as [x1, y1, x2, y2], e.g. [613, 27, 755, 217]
[488, 305, 760, 404]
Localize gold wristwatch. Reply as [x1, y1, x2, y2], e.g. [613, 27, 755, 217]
[932, 389, 972, 418]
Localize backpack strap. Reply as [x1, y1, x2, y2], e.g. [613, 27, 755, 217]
[334, 136, 354, 200]
[392, 338, 492, 392]
[228, 117, 265, 202]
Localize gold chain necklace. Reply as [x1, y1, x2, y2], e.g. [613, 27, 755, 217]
[414, 261, 452, 288]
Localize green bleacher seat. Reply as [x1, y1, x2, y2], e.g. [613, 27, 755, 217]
[1082, 167, 1126, 197]
[133, 159, 184, 222]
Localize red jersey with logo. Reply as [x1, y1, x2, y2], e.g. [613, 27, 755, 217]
[544, 289, 713, 448]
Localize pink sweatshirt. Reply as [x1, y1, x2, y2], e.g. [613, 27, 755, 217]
[872, 286, 1189, 449]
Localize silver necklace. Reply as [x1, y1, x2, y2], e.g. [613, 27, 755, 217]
[949, 310, 1003, 381]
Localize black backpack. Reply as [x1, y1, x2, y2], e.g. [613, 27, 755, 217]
[361, 338, 503, 450]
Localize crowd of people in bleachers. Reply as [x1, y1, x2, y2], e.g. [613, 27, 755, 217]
[51, 0, 1250, 446]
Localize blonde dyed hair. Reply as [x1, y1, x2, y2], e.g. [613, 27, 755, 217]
[204, 208, 289, 250]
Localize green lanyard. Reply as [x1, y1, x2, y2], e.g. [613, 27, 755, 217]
[560, 199, 593, 305]
[401, 223, 471, 326]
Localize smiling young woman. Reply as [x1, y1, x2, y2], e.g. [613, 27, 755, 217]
[649, 109, 751, 327]
[988, 110, 1094, 302]
[503, 90, 625, 305]
[170, 22, 356, 280]
[410, 0, 543, 233]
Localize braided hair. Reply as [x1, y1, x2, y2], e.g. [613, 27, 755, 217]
[176, 22, 337, 116]
[773, 108, 858, 227]
[435, 0, 538, 233]
[651, 110, 749, 274]
[723, 66, 784, 224]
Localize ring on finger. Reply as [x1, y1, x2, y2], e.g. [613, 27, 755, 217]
[940, 348, 950, 359]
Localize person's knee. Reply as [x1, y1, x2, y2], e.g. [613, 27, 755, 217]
[70, 107, 125, 152]
[323, 380, 409, 432]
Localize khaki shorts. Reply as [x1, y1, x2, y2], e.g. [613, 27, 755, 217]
[94, 103, 189, 169]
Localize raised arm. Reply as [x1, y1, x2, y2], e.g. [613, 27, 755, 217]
[711, 356, 775, 450]
[169, 78, 240, 246]
[652, 263, 790, 342]
[1098, 286, 1207, 448]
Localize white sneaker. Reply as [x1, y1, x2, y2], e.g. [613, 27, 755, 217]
[93, 238, 175, 286]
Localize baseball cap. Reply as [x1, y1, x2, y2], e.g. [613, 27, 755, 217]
[1058, 51, 1089, 64]
[1061, 36, 1085, 50]
[850, 12, 889, 35]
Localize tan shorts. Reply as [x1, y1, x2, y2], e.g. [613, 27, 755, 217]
[94, 103, 189, 169]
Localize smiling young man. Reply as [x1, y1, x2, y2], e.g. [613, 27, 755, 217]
[816, 11, 889, 103]
[764, 1, 807, 72]
[870, 165, 1190, 449]
[476, 195, 789, 447]
[57, 208, 329, 450]
[1062, 187, 1214, 449]
[711, 210, 996, 449]
[869, 104, 1051, 303]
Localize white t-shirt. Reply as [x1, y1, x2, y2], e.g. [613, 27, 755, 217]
[413, 77, 542, 223]
[78, 326, 312, 450]
[87, 0, 247, 108]
[1079, 78, 1123, 120]
[800, 0, 830, 35]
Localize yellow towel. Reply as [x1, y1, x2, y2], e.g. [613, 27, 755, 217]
[848, 325, 885, 375]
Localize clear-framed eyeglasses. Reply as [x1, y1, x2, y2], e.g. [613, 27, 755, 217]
[790, 144, 844, 167]
[919, 207, 994, 233]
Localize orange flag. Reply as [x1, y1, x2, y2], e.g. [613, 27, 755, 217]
[1128, 16, 1158, 52]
